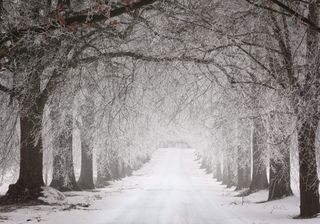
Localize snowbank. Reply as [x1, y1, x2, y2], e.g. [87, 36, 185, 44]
[38, 187, 67, 205]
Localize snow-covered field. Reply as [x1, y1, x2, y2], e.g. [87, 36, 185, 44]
[0, 148, 319, 224]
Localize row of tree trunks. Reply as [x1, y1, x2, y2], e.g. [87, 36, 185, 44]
[213, 114, 294, 201]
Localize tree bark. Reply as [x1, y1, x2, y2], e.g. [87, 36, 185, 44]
[236, 164, 245, 190]
[244, 164, 251, 188]
[96, 150, 111, 187]
[249, 117, 268, 192]
[297, 116, 320, 217]
[77, 96, 95, 190]
[268, 150, 293, 200]
[50, 113, 80, 192]
[267, 113, 293, 201]
[4, 73, 45, 202]
[77, 133, 94, 189]
[236, 145, 251, 190]
[226, 161, 236, 188]
[295, 1, 320, 217]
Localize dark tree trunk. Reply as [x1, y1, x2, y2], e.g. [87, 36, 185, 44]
[268, 125, 293, 200]
[50, 113, 80, 192]
[297, 116, 320, 217]
[5, 109, 44, 201]
[295, 1, 320, 218]
[268, 156, 293, 201]
[236, 164, 245, 190]
[77, 135, 94, 189]
[249, 117, 268, 192]
[268, 156, 292, 200]
[4, 73, 45, 202]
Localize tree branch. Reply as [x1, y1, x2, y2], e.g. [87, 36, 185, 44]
[73, 51, 220, 66]
[0, 0, 158, 60]
[248, 0, 320, 33]
[65, 0, 157, 25]
[37, 69, 63, 109]
[0, 83, 12, 95]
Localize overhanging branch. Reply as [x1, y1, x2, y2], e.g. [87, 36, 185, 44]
[75, 51, 219, 65]
[0, 0, 158, 60]
[247, 0, 320, 33]
[65, 0, 157, 25]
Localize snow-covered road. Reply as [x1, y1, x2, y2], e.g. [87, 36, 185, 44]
[47, 147, 246, 224]
[101, 148, 245, 224]
[3, 148, 318, 224]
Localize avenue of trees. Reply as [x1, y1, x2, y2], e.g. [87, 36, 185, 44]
[0, 0, 320, 219]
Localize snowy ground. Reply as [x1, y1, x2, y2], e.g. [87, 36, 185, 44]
[0, 148, 319, 224]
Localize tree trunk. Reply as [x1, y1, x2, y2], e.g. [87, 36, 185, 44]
[5, 109, 44, 201]
[96, 151, 111, 187]
[267, 112, 293, 200]
[96, 169, 110, 187]
[77, 134, 94, 189]
[226, 161, 235, 188]
[222, 151, 235, 187]
[295, 1, 320, 218]
[77, 96, 95, 190]
[249, 117, 268, 192]
[222, 153, 229, 185]
[297, 116, 320, 217]
[244, 164, 251, 188]
[236, 145, 250, 190]
[236, 164, 245, 190]
[50, 113, 80, 192]
[4, 73, 45, 202]
[215, 161, 222, 181]
[268, 151, 293, 200]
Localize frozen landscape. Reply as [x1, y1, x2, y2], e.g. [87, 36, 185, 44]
[1, 0, 320, 223]
[0, 148, 318, 224]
